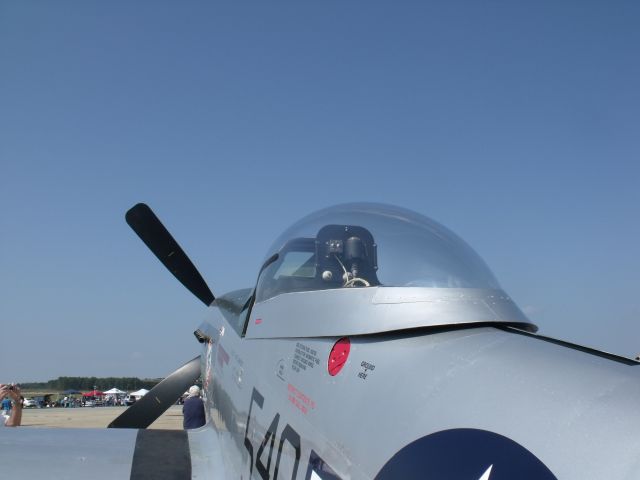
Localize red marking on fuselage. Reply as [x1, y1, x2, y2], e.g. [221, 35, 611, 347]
[287, 383, 316, 415]
[328, 337, 351, 376]
[255, 318, 263, 325]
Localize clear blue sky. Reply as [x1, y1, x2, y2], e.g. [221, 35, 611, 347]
[1, 2, 639, 382]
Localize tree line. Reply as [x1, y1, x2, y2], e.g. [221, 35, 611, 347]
[20, 376, 162, 391]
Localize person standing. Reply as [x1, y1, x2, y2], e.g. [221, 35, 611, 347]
[0, 384, 22, 427]
[182, 385, 206, 429]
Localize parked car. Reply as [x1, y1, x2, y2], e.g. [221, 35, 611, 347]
[22, 398, 36, 408]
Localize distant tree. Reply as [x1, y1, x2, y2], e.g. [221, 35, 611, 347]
[20, 376, 162, 391]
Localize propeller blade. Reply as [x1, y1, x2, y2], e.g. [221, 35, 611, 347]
[108, 356, 201, 429]
[126, 203, 214, 306]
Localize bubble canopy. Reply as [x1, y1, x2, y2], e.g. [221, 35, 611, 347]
[255, 203, 501, 303]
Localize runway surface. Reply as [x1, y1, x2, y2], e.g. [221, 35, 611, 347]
[18, 404, 183, 429]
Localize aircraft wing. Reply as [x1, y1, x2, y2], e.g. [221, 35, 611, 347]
[0, 426, 225, 479]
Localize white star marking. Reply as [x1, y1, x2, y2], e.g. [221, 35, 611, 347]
[478, 465, 493, 480]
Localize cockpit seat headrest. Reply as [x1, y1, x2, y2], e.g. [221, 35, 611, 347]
[315, 224, 379, 287]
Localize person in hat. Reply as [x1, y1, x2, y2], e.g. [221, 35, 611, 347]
[182, 385, 206, 429]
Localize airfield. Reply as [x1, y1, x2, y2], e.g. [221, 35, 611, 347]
[17, 405, 183, 429]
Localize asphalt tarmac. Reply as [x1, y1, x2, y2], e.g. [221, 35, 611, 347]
[18, 404, 183, 429]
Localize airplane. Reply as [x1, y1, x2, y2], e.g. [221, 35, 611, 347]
[2, 201, 640, 479]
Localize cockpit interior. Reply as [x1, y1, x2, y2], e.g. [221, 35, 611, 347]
[253, 203, 501, 303]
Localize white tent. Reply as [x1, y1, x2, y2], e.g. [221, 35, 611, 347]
[130, 388, 149, 398]
[104, 388, 125, 395]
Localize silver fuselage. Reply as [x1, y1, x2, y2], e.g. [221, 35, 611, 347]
[194, 286, 640, 479]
